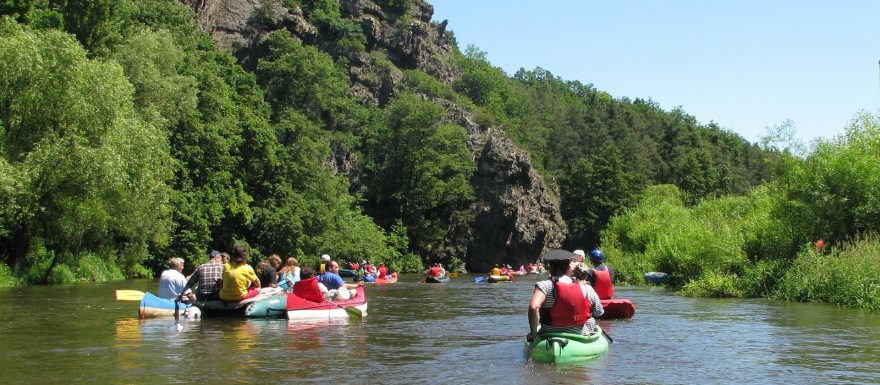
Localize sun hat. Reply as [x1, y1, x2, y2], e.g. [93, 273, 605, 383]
[541, 249, 573, 261]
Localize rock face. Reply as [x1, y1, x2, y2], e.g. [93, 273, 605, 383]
[178, 0, 567, 270]
[441, 101, 566, 270]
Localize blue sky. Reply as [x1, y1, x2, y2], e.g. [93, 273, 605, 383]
[430, 0, 880, 145]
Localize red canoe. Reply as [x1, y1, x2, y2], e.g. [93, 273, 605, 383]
[375, 272, 398, 284]
[598, 298, 635, 319]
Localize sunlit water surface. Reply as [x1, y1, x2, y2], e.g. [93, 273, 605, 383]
[1, 274, 878, 384]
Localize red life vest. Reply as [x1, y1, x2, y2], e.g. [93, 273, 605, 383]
[292, 277, 325, 303]
[378, 266, 388, 279]
[429, 266, 442, 277]
[545, 281, 591, 327]
[593, 267, 615, 299]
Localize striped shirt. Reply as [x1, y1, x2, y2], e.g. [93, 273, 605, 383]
[535, 276, 604, 335]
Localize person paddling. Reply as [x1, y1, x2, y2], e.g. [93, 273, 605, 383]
[527, 249, 603, 343]
[586, 249, 615, 299]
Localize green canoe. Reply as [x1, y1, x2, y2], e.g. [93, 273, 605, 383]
[525, 327, 609, 364]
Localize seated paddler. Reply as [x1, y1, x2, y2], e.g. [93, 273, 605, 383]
[527, 249, 604, 343]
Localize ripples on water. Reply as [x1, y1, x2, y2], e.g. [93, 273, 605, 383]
[0, 275, 878, 384]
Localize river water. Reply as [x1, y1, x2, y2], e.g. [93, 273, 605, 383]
[0, 274, 878, 384]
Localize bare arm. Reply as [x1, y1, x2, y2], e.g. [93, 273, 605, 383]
[527, 287, 546, 341]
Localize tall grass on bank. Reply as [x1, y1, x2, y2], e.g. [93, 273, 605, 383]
[776, 234, 880, 311]
[604, 184, 792, 298]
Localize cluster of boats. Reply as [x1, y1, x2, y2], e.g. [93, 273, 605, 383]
[131, 273, 399, 321]
[124, 270, 644, 365]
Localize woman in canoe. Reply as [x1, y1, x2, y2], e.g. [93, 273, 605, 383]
[219, 244, 261, 302]
[527, 250, 603, 343]
[277, 257, 301, 291]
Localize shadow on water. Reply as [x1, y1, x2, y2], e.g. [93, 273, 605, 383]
[0, 275, 877, 384]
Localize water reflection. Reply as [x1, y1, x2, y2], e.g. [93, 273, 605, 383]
[0, 278, 878, 384]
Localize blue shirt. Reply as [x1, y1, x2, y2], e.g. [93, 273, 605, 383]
[317, 272, 345, 290]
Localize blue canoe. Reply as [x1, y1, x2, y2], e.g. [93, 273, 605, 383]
[139, 292, 191, 318]
[644, 271, 669, 284]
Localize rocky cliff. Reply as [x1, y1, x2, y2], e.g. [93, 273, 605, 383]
[179, 0, 566, 270]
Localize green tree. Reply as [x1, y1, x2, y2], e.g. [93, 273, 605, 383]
[0, 21, 173, 281]
[562, 142, 641, 248]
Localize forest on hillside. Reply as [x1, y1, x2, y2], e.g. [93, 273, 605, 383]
[0, 1, 877, 310]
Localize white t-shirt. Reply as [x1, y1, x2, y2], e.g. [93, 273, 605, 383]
[158, 269, 188, 299]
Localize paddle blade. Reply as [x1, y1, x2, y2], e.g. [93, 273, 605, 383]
[116, 290, 145, 301]
[344, 306, 363, 318]
[474, 276, 485, 283]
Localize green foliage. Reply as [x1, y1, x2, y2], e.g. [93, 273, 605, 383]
[0, 0, 30, 22]
[776, 235, 880, 310]
[775, 112, 880, 246]
[60, 0, 122, 55]
[604, 185, 770, 293]
[110, 28, 197, 128]
[404, 69, 476, 110]
[680, 271, 743, 298]
[375, 0, 414, 15]
[0, 20, 173, 281]
[453, 46, 526, 129]
[0, 262, 19, 286]
[364, 93, 475, 257]
[561, 142, 642, 249]
[391, 252, 424, 274]
[300, 0, 366, 53]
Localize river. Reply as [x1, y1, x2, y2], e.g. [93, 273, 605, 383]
[0, 274, 878, 384]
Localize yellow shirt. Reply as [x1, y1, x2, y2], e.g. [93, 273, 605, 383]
[219, 263, 257, 301]
[491, 267, 501, 276]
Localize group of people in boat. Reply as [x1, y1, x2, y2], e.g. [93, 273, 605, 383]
[426, 262, 447, 278]
[341, 259, 392, 282]
[156, 245, 397, 306]
[527, 248, 615, 342]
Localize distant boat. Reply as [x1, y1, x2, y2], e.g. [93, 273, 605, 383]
[643, 271, 669, 284]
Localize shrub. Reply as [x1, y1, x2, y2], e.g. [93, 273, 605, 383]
[776, 235, 880, 310]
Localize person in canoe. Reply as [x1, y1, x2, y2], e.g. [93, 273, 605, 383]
[572, 249, 586, 264]
[491, 264, 502, 276]
[219, 244, 261, 302]
[586, 249, 615, 299]
[292, 267, 328, 302]
[159, 257, 195, 302]
[377, 263, 389, 279]
[319, 254, 331, 273]
[184, 250, 224, 301]
[318, 261, 364, 299]
[527, 250, 604, 343]
[277, 257, 301, 291]
[256, 254, 281, 288]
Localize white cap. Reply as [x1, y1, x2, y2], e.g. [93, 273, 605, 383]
[321, 254, 331, 261]
[573, 249, 586, 257]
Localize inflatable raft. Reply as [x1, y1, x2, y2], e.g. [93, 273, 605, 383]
[598, 298, 636, 319]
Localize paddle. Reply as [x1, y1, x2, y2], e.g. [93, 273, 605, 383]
[474, 276, 485, 283]
[116, 289, 146, 301]
[602, 329, 614, 343]
[327, 300, 362, 318]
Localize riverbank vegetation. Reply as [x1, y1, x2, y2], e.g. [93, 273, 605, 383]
[0, 1, 875, 311]
[604, 115, 880, 310]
